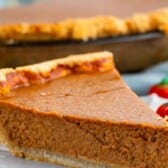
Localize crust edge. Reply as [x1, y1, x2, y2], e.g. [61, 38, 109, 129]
[0, 8, 168, 42]
[11, 146, 122, 168]
[0, 51, 114, 94]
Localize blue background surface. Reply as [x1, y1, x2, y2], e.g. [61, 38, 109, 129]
[123, 61, 168, 96]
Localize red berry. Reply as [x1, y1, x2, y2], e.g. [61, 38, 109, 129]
[156, 103, 168, 117]
[149, 85, 168, 98]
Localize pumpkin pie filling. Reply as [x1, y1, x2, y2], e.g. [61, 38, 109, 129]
[0, 52, 167, 168]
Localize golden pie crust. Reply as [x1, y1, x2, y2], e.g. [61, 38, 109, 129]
[0, 51, 114, 94]
[0, 8, 167, 43]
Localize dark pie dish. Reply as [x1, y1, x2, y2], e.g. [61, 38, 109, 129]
[0, 8, 168, 72]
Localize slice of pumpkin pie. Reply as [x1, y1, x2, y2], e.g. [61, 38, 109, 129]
[0, 51, 167, 168]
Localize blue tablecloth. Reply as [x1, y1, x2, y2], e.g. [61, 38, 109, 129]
[123, 61, 168, 96]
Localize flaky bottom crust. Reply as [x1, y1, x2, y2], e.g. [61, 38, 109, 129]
[11, 146, 123, 168]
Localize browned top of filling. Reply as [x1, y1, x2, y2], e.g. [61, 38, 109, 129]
[1, 68, 167, 128]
